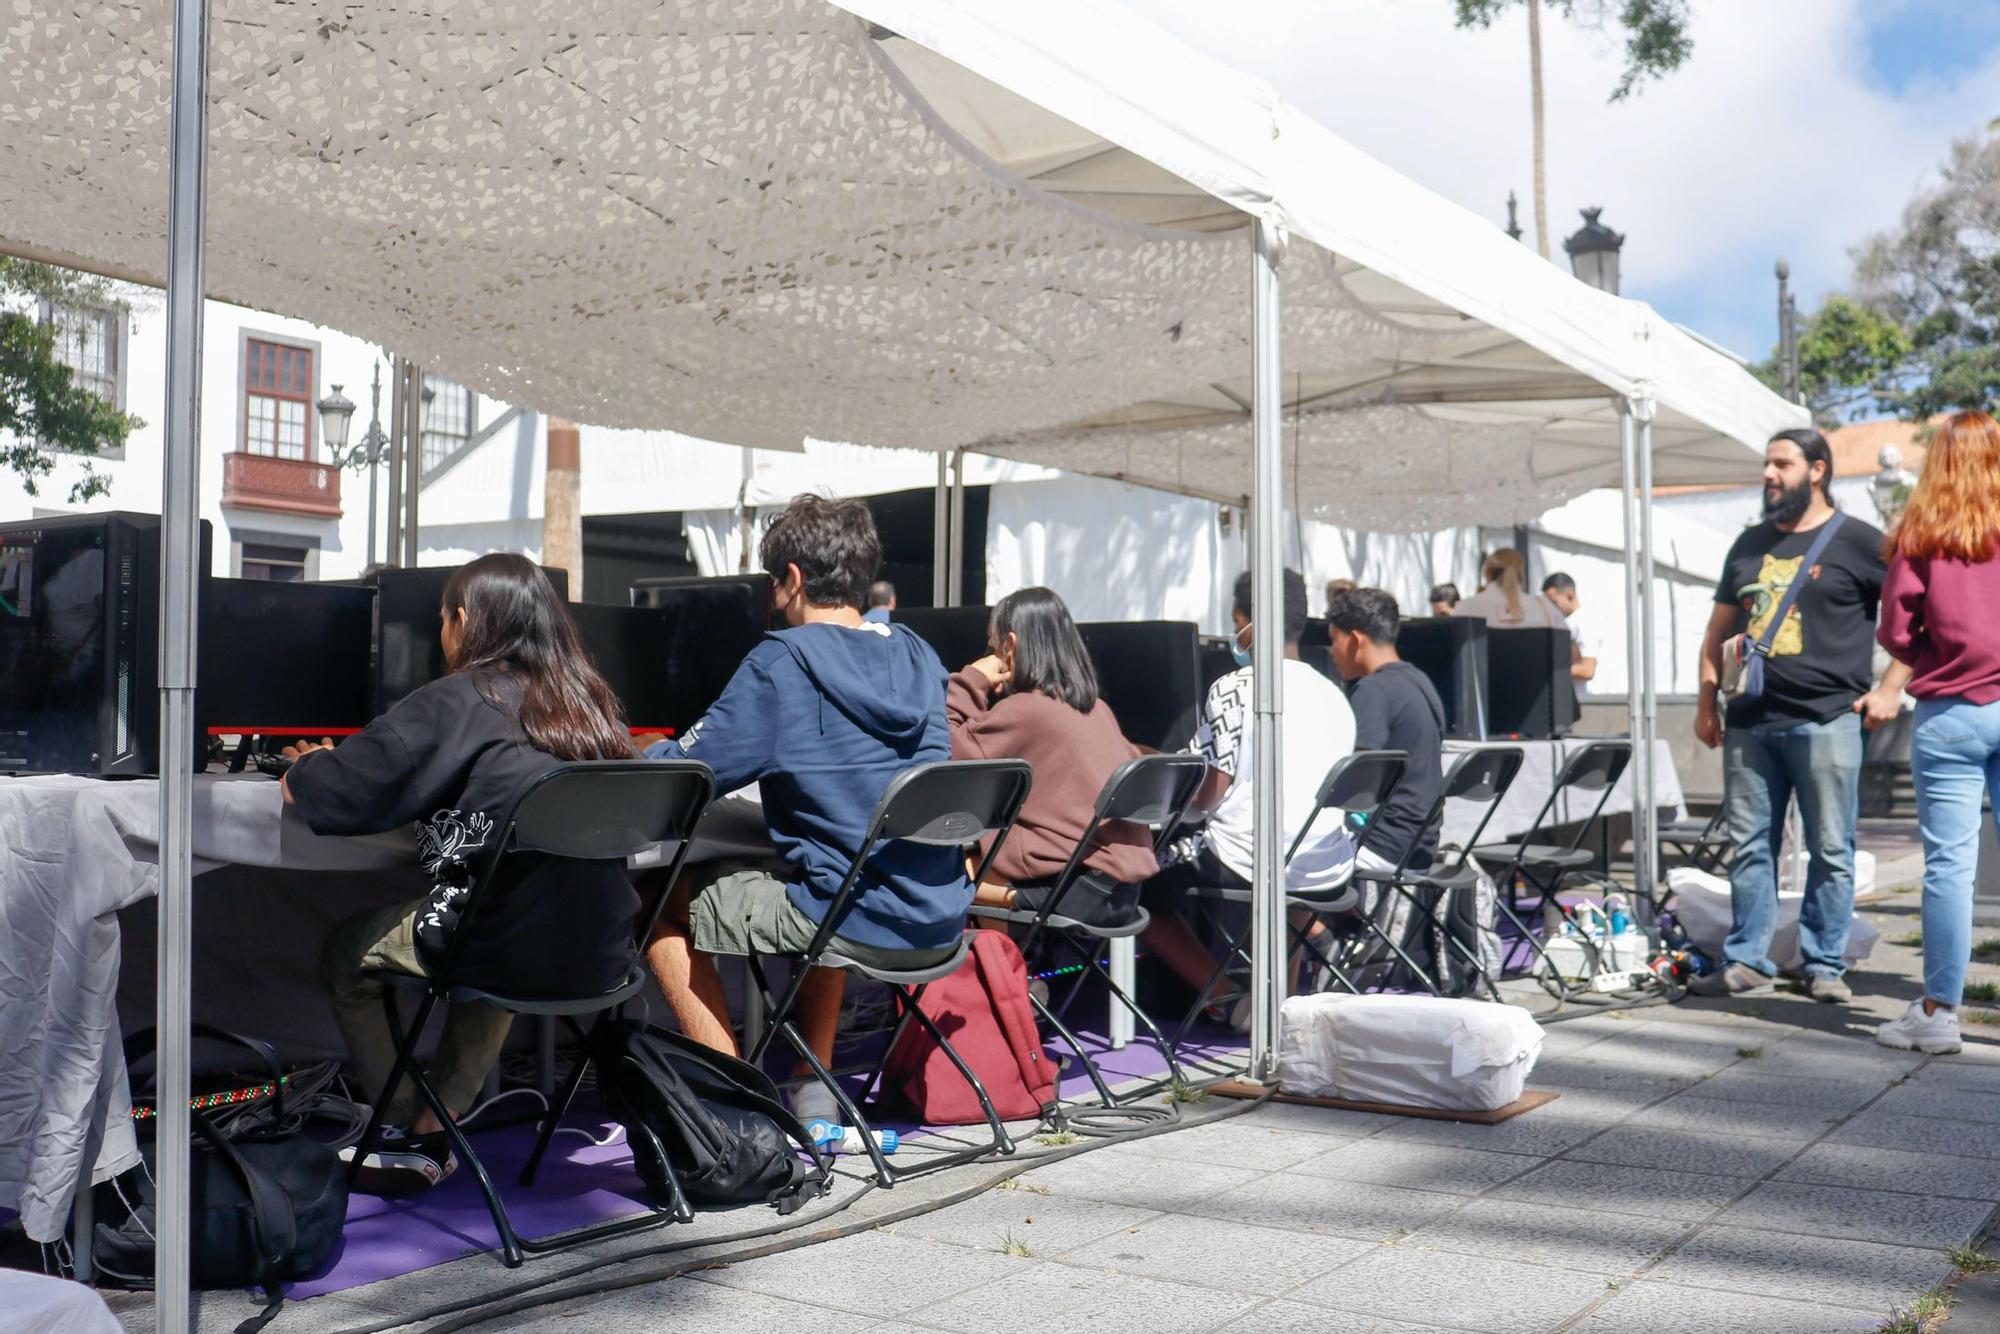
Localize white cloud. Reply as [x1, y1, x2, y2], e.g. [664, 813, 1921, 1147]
[1123, 0, 2000, 358]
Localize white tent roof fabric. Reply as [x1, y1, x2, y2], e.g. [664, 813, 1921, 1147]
[0, 0, 1803, 529]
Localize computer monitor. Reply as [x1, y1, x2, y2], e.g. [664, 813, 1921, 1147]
[1486, 626, 1579, 740]
[891, 606, 993, 676]
[588, 576, 773, 735]
[1077, 620, 1203, 752]
[0, 512, 212, 774]
[201, 579, 375, 737]
[369, 564, 570, 713]
[1395, 616, 1489, 741]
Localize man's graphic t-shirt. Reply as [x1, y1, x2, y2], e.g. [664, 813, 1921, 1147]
[1714, 512, 1886, 727]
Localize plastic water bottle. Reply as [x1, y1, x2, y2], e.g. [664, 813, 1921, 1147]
[1606, 895, 1632, 937]
[807, 1119, 898, 1156]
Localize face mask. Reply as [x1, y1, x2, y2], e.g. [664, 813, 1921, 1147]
[1231, 622, 1253, 669]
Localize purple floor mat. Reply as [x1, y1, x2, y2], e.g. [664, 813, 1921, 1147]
[288, 1022, 1247, 1299]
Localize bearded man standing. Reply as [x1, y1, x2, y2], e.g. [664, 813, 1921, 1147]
[1691, 429, 1910, 1000]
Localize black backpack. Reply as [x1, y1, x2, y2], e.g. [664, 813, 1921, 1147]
[94, 1027, 348, 1304]
[590, 1020, 824, 1213]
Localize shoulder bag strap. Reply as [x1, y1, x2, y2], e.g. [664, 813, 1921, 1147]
[191, 1108, 297, 1292]
[1751, 513, 1847, 659]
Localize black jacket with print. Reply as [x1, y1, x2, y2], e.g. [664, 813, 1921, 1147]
[289, 668, 637, 996]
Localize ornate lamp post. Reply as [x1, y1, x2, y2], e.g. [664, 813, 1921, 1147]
[1563, 207, 1624, 295]
[319, 362, 391, 567]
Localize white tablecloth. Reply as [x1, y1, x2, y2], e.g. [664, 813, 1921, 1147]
[1438, 738, 1685, 847]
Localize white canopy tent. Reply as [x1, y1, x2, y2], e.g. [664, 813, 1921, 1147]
[0, 0, 1805, 1319]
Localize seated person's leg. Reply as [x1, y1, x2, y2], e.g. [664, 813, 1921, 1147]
[1139, 849, 1236, 993]
[321, 897, 441, 1128]
[644, 870, 739, 1057]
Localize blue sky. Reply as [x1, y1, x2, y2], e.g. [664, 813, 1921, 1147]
[1127, 0, 2000, 376]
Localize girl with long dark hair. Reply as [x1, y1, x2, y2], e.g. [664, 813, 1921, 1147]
[948, 586, 1155, 924]
[287, 553, 635, 1193]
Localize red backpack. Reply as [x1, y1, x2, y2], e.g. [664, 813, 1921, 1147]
[881, 930, 1056, 1124]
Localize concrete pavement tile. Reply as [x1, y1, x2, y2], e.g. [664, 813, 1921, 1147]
[1557, 1042, 1740, 1080]
[1218, 1300, 1457, 1333]
[1679, 1069, 1889, 1112]
[1185, 1171, 1466, 1240]
[1012, 1149, 1263, 1213]
[1122, 1118, 1357, 1171]
[699, 1229, 1026, 1316]
[1829, 1108, 2000, 1159]
[482, 1278, 876, 1332]
[1718, 1179, 1995, 1249]
[1563, 1125, 1802, 1177]
[1375, 1112, 1611, 1158]
[1776, 1141, 2000, 1200]
[1402, 1197, 1691, 1277]
[1751, 1037, 1926, 1080]
[882, 1189, 1159, 1255]
[1489, 1159, 1748, 1223]
[1869, 1082, 2000, 1126]
[1622, 1090, 1838, 1141]
[899, 1261, 1260, 1333]
[1526, 1084, 1671, 1123]
[1293, 1138, 1543, 1196]
[1236, 1101, 1406, 1138]
[1058, 1212, 1372, 1293]
[1899, 1060, 2000, 1092]
[1528, 1059, 1696, 1094]
[1570, 1279, 1881, 1333]
[1285, 1247, 1611, 1334]
[1647, 1225, 1951, 1312]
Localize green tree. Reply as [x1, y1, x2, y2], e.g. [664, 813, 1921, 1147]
[1754, 296, 1913, 425]
[1453, 1, 1694, 259]
[0, 258, 140, 502]
[1851, 131, 2000, 420]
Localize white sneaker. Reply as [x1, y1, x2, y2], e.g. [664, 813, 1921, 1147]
[1876, 1000, 1962, 1055]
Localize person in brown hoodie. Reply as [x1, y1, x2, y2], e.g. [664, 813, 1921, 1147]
[947, 587, 1157, 924]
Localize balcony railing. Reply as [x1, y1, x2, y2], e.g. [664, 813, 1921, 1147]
[221, 451, 341, 518]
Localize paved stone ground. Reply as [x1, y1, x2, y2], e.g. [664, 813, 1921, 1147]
[113, 836, 2000, 1332]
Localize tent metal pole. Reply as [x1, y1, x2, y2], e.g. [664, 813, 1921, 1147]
[401, 360, 423, 567]
[156, 0, 212, 1325]
[1248, 217, 1285, 1081]
[1634, 392, 1660, 899]
[385, 355, 405, 566]
[947, 448, 967, 607]
[1616, 400, 1645, 888]
[932, 452, 949, 606]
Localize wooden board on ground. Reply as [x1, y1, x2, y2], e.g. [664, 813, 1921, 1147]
[1208, 1080, 1559, 1124]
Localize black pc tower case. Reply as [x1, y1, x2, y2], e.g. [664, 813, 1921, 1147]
[582, 574, 775, 737]
[1485, 626, 1579, 739]
[1396, 616, 1489, 740]
[0, 512, 212, 774]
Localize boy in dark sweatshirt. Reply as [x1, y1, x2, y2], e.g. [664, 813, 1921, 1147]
[644, 495, 965, 1090]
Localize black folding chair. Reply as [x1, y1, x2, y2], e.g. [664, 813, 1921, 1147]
[349, 760, 717, 1268]
[1172, 750, 1410, 1049]
[744, 759, 1034, 1187]
[1470, 741, 1631, 992]
[1658, 803, 1731, 875]
[969, 753, 1208, 1107]
[1374, 746, 1526, 1002]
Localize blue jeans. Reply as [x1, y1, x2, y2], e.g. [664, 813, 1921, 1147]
[1722, 712, 1863, 978]
[1912, 698, 2000, 1007]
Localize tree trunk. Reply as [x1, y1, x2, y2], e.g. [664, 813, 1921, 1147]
[1527, 0, 1550, 259]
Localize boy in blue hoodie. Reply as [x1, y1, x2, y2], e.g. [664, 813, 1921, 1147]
[644, 495, 966, 1092]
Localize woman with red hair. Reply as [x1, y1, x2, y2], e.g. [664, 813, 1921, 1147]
[1876, 409, 2000, 1055]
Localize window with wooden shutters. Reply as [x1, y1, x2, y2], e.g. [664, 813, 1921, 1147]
[243, 338, 314, 460]
[420, 373, 474, 473]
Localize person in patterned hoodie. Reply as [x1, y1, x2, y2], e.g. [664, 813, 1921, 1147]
[289, 553, 636, 1194]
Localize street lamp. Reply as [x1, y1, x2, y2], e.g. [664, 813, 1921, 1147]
[1870, 443, 1915, 526]
[1563, 207, 1624, 295]
[322, 362, 395, 567]
[316, 384, 355, 458]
